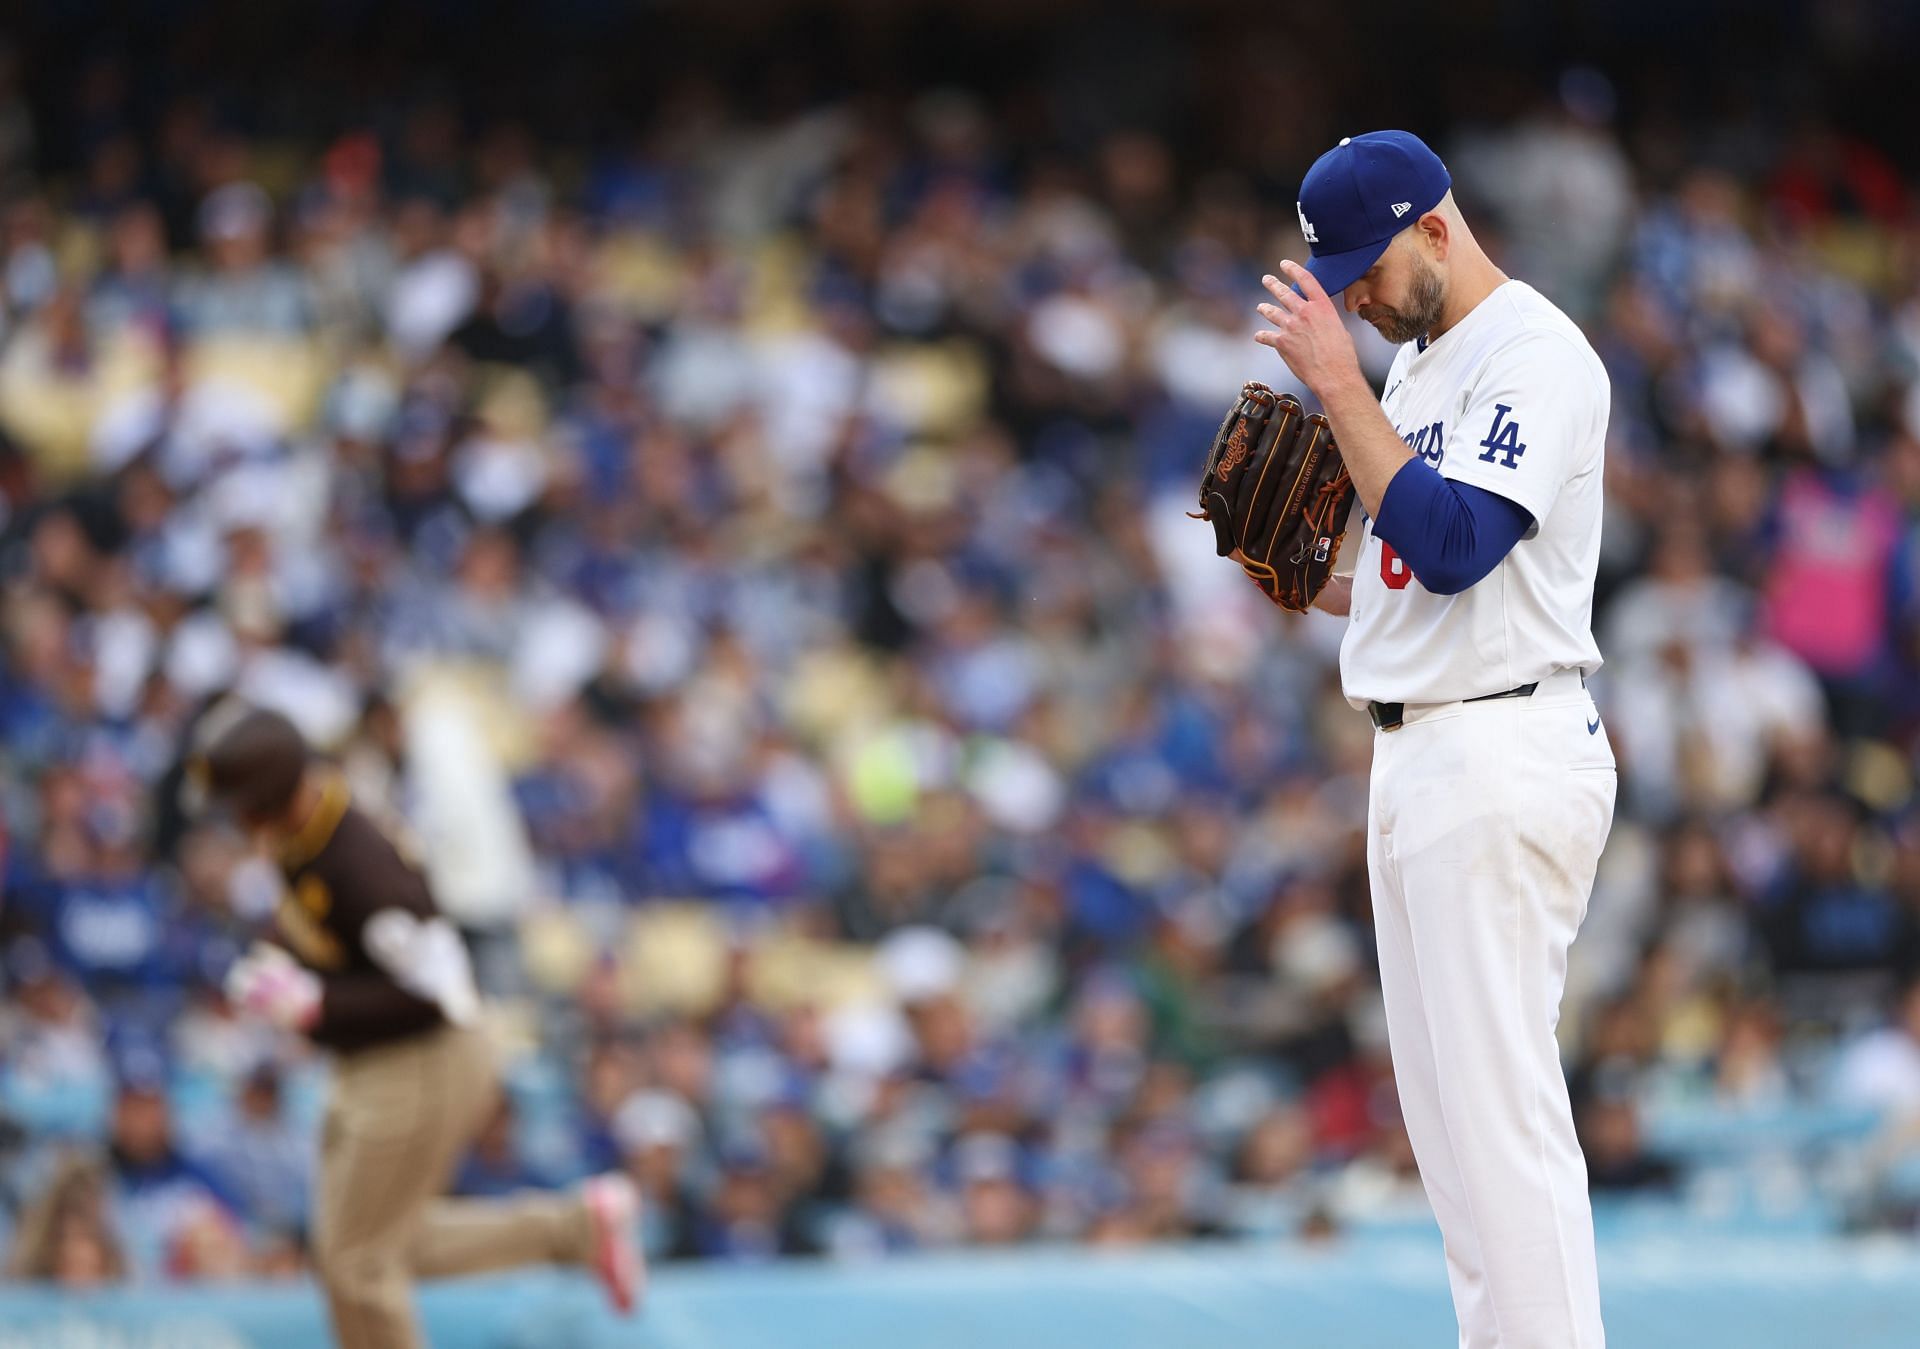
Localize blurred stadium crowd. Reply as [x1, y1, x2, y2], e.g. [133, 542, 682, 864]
[6, 9, 1920, 1293]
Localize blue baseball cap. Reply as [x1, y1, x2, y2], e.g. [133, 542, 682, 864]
[1295, 131, 1452, 296]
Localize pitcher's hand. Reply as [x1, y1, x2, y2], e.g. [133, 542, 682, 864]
[1254, 262, 1363, 401]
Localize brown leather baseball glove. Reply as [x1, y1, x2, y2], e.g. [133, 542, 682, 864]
[1191, 382, 1356, 612]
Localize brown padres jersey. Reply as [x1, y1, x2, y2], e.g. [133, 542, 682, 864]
[274, 774, 449, 1054]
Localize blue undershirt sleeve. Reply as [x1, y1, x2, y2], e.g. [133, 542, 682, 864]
[1373, 458, 1536, 596]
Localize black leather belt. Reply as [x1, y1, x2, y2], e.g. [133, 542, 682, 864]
[1368, 682, 1538, 732]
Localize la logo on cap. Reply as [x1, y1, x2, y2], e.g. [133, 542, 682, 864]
[1294, 130, 1451, 297]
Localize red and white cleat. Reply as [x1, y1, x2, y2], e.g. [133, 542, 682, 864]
[582, 1173, 646, 1315]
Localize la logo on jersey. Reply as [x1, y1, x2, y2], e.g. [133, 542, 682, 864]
[1476, 404, 1527, 469]
[1297, 203, 1318, 243]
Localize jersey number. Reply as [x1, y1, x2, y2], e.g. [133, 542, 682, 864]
[1380, 543, 1414, 590]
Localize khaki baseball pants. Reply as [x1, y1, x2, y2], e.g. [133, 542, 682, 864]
[311, 1023, 593, 1349]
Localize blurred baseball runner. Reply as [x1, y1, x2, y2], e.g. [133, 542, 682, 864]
[1241, 130, 1615, 1347]
[190, 705, 644, 1348]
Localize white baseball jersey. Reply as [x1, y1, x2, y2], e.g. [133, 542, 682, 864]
[1338, 279, 1609, 708]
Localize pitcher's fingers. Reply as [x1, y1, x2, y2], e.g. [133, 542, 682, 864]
[1277, 259, 1328, 302]
[1261, 273, 1305, 308]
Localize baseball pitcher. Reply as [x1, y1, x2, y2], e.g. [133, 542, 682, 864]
[1224, 130, 1615, 1347]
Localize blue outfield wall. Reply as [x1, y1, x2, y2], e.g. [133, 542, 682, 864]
[4, 1236, 1920, 1349]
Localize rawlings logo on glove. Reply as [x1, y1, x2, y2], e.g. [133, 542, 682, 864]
[1191, 382, 1356, 612]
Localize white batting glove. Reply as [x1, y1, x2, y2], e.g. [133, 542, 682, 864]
[224, 943, 323, 1032]
[363, 910, 481, 1027]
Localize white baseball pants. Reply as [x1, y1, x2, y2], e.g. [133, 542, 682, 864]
[1366, 668, 1614, 1348]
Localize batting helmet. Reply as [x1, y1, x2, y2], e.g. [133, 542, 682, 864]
[186, 704, 310, 826]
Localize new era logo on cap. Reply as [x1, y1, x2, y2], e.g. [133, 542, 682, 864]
[1294, 131, 1452, 296]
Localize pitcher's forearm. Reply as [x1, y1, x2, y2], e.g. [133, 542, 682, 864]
[1316, 371, 1411, 519]
[1313, 574, 1353, 616]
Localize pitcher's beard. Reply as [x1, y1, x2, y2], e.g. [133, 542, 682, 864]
[1360, 263, 1446, 345]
